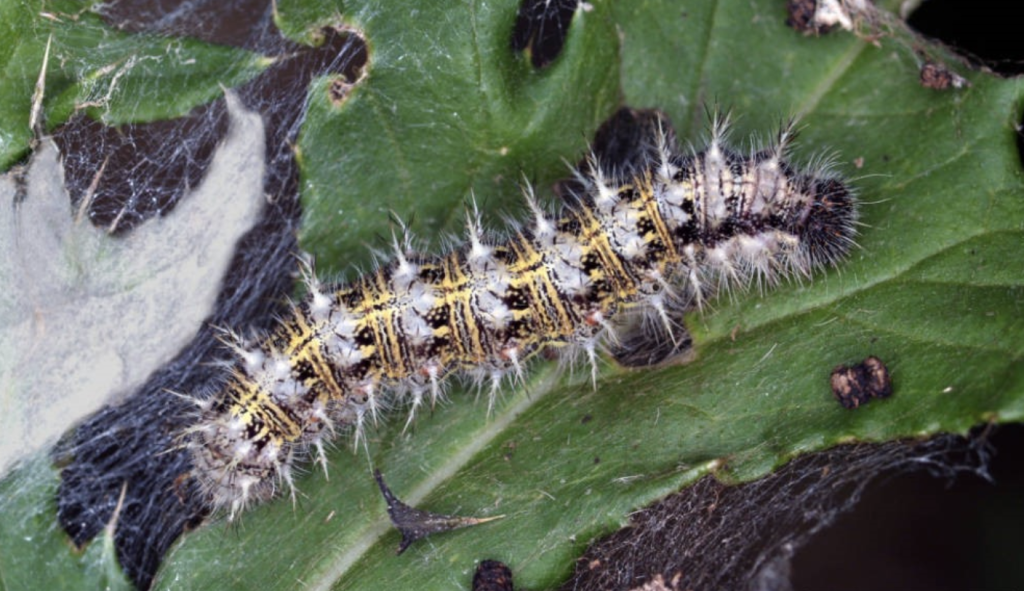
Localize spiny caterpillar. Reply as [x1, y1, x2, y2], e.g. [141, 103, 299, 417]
[187, 112, 857, 517]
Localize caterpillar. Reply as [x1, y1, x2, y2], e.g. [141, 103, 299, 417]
[186, 111, 858, 518]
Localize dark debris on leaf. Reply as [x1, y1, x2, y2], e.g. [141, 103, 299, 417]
[374, 469, 503, 555]
[785, 0, 837, 35]
[919, 60, 969, 90]
[830, 356, 893, 410]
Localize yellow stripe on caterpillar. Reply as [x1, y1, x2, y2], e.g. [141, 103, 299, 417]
[187, 112, 858, 518]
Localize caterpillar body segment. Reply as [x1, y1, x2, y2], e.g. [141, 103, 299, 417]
[187, 115, 857, 517]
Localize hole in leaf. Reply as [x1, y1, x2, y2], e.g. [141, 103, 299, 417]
[1017, 107, 1024, 172]
[907, 0, 1024, 76]
[554, 107, 676, 203]
[53, 106, 229, 234]
[52, 9, 367, 234]
[473, 559, 515, 591]
[511, 0, 579, 68]
[319, 26, 369, 107]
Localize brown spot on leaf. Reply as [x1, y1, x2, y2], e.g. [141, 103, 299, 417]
[830, 355, 893, 409]
[919, 60, 969, 90]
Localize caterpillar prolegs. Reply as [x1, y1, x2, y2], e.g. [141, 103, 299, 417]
[187, 111, 858, 517]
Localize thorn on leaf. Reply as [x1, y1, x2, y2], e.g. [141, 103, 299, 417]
[374, 469, 504, 554]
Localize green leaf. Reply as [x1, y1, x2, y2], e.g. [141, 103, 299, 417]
[291, 0, 620, 276]
[2, 0, 1022, 589]
[0, 454, 134, 591]
[0, 0, 268, 169]
[155, 1, 1024, 591]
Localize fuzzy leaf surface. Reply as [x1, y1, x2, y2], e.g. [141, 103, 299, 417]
[158, 1, 1024, 590]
